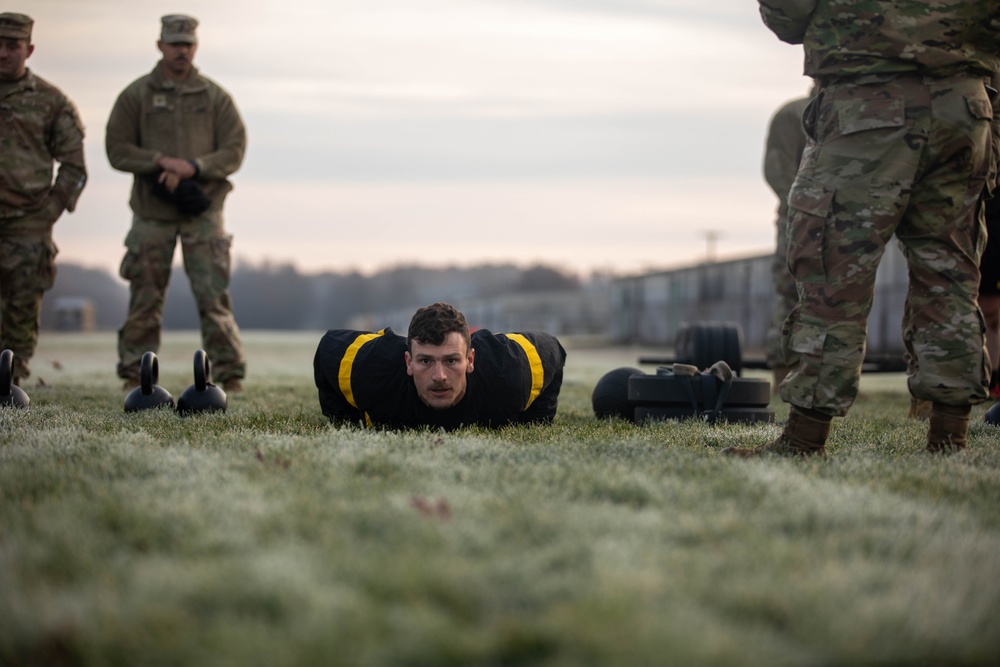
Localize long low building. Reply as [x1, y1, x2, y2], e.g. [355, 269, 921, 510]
[610, 242, 909, 360]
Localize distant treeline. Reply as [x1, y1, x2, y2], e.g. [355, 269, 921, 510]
[40, 260, 585, 331]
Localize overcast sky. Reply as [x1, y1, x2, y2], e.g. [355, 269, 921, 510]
[23, 0, 811, 277]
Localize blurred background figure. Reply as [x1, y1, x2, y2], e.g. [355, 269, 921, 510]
[106, 15, 247, 393]
[763, 84, 814, 393]
[0, 12, 87, 385]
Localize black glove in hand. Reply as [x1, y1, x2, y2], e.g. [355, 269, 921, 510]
[148, 171, 212, 216]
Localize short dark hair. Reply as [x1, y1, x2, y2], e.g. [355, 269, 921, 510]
[407, 302, 471, 352]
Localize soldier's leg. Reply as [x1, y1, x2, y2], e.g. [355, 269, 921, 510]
[0, 235, 57, 381]
[779, 80, 922, 417]
[899, 225, 989, 408]
[179, 212, 245, 384]
[896, 77, 992, 412]
[117, 217, 177, 381]
[725, 82, 924, 459]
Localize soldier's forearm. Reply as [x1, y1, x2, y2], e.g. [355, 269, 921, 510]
[194, 116, 246, 179]
[106, 143, 162, 175]
[52, 163, 87, 213]
[193, 146, 245, 180]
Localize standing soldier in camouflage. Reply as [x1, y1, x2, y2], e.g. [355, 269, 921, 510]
[106, 15, 246, 392]
[763, 87, 813, 393]
[0, 13, 87, 385]
[726, 0, 1000, 457]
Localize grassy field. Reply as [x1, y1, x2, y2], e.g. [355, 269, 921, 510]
[2, 331, 999, 666]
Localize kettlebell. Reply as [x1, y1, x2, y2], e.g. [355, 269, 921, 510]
[177, 349, 227, 415]
[0, 349, 30, 409]
[986, 401, 1000, 426]
[124, 351, 175, 412]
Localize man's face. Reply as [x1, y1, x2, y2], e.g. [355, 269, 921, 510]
[405, 331, 475, 410]
[0, 37, 32, 81]
[157, 40, 197, 79]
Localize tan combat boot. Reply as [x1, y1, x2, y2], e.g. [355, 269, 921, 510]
[722, 406, 832, 458]
[222, 378, 244, 393]
[926, 403, 971, 453]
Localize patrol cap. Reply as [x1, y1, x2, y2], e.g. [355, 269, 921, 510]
[160, 14, 198, 44]
[0, 12, 33, 41]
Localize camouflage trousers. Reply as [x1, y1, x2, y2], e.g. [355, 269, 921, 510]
[0, 224, 57, 381]
[781, 73, 993, 416]
[117, 212, 245, 383]
[766, 211, 798, 368]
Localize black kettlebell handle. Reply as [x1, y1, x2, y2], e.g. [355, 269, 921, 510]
[140, 351, 159, 396]
[0, 349, 13, 395]
[194, 349, 212, 392]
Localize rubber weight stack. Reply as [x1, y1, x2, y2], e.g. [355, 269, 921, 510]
[628, 366, 773, 424]
[674, 321, 744, 376]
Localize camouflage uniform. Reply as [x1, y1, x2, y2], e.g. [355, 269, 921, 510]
[760, 0, 1000, 417]
[763, 94, 811, 372]
[105, 16, 246, 384]
[0, 13, 87, 381]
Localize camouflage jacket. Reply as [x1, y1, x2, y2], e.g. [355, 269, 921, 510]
[105, 61, 246, 221]
[758, 0, 1000, 79]
[0, 69, 86, 222]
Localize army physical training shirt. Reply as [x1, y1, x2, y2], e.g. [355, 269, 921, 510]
[314, 328, 567, 430]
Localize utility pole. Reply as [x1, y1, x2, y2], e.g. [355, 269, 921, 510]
[703, 230, 720, 263]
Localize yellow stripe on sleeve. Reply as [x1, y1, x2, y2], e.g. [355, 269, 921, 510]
[505, 333, 544, 409]
[338, 330, 385, 409]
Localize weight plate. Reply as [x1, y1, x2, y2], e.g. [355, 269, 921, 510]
[628, 374, 770, 406]
[674, 324, 693, 365]
[722, 323, 743, 375]
[592, 366, 646, 420]
[675, 322, 744, 374]
[688, 323, 709, 369]
[702, 324, 723, 371]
